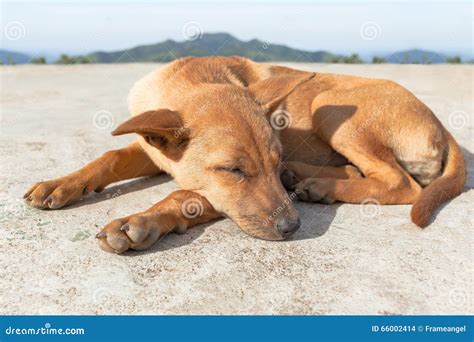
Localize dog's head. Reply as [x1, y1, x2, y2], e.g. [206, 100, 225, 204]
[112, 74, 313, 240]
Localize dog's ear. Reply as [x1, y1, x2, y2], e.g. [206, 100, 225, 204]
[248, 73, 315, 112]
[112, 109, 188, 160]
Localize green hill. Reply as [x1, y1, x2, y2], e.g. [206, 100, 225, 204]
[85, 33, 337, 63]
[386, 49, 447, 64]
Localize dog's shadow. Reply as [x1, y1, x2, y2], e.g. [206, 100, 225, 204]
[290, 202, 338, 240]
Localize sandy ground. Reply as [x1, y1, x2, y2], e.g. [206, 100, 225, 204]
[0, 63, 472, 315]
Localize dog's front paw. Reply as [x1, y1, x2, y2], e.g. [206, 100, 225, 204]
[23, 177, 90, 209]
[294, 178, 336, 204]
[96, 214, 162, 254]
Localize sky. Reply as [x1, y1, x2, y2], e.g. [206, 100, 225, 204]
[1, 0, 472, 58]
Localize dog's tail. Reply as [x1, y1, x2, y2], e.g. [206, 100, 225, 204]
[410, 132, 466, 227]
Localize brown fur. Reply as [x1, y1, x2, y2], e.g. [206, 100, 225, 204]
[24, 56, 466, 253]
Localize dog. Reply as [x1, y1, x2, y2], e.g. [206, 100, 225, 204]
[24, 56, 466, 253]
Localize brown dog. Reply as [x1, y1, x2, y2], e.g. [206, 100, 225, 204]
[24, 56, 466, 253]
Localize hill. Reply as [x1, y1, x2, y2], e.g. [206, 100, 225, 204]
[85, 33, 337, 63]
[0, 49, 31, 64]
[385, 49, 447, 64]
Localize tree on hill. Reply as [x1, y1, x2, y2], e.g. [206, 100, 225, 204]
[329, 53, 363, 64]
[372, 56, 386, 64]
[344, 53, 363, 64]
[30, 56, 47, 64]
[56, 54, 75, 64]
[446, 56, 461, 64]
[55, 54, 91, 64]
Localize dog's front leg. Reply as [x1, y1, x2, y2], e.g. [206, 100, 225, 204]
[96, 190, 221, 253]
[24, 141, 161, 209]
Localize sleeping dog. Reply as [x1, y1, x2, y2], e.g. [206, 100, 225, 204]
[24, 56, 466, 253]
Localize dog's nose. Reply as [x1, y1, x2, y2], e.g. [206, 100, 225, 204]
[276, 217, 301, 238]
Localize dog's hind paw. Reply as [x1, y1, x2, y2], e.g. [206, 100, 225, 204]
[280, 169, 297, 190]
[294, 178, 336, 204]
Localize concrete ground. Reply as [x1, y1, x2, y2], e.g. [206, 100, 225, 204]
[0, 63, 472, 315]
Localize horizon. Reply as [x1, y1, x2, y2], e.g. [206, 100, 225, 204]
[1, 0, 472, 60]
[1, 31, 470, 62]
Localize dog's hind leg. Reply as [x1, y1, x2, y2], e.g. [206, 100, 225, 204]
[292, 158, 422, 205]
[24, 141, 161, 209]
[280, 161, 362, 190]
[96, 190, 221, 253]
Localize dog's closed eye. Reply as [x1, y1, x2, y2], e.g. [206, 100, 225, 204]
[213, 166, 247, 177]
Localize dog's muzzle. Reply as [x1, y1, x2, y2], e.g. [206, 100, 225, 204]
[276, 217, 301, 238]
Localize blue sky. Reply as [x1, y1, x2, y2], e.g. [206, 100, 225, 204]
[1, 0, 472, 58]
